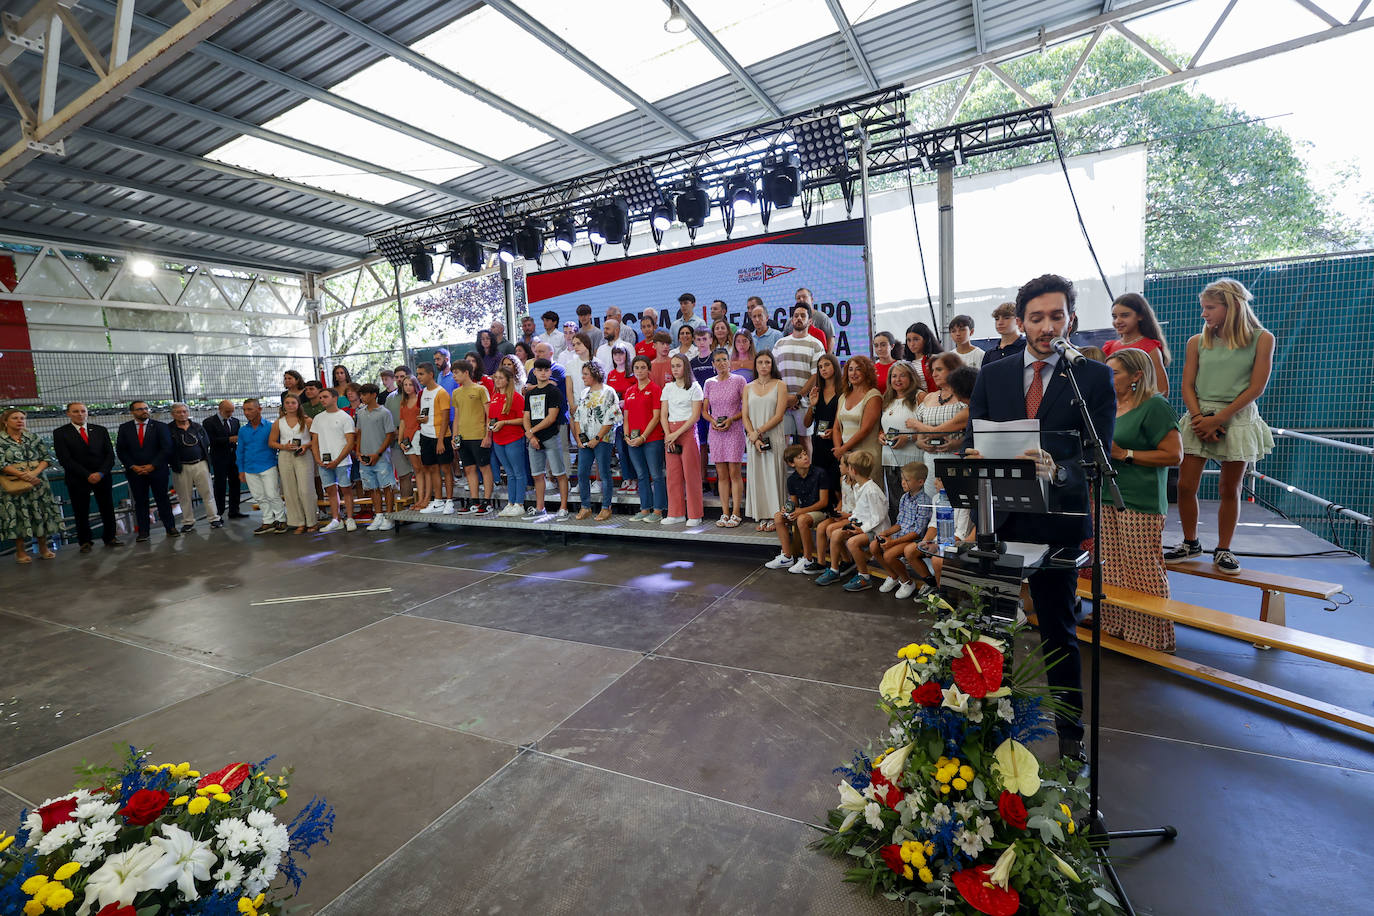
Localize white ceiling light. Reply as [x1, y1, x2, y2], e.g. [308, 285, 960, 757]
[664, 1, 688, 33]
[130, 258, 155, 277]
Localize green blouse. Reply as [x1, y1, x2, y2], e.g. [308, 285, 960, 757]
[0, 430, 52, 469]
[1112, 395, 1177, 516]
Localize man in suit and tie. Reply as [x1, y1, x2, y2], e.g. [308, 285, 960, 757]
[966, 273, 1115, 770]
[115, 400, 178, 542]
[203, 399, 245, 519]
[52, 402, 123, 552]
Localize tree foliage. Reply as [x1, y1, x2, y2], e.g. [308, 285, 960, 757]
[891, 34, 1357, 270]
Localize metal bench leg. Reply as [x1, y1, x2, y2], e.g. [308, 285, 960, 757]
[1254, 590, 1285, 650]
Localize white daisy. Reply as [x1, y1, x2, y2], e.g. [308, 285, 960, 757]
[245, 810, 277, 832]
[212, 858, 245, 895]
[82, 817, 121, 847]
[214, 819, 262, 857]
[36, 821, 81, 855]
[954, 825, 985, 857]
[997, 697, 1015, 722]
[259, 824, 289, 859]
[863, 801, 884, 830]
[243, 859, 278, 897]
[74, 799, 120, 822]
[22, 811, 44, 846]
[72, 842, 105, 867]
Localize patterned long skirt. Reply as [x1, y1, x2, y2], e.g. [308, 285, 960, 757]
[1100, 506, 1176, 652]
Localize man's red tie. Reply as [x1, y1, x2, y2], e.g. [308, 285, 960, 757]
[78, 426, 88, 443]
[137, 423, 145, 446]
[1025, 360, 1047, 418]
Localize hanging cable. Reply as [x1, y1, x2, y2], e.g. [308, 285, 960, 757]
[900, 123, 938, 330]
[1047, 115, 1113, 303]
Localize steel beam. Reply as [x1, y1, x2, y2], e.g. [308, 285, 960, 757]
[0, 0, 265, 180]
[483, 0, 695, 142]
[1108, 19, 1180, 73]
[971, 0, 987, 54]
[665, 0, 783, 118]
[822, 0, 879, 90]
[0, 189, 366, 261]
[23, 160, 373, 239]
[284, 0, 617, 165]
[54, 60, 477, 205]
[78, 0, 550, 187]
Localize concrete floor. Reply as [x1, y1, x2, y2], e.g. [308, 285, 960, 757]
[1, 501, 1372, 914]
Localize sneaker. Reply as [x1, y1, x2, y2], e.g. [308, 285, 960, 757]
[252, 524, 272, 536]
[879, 576, 900, 594]
[661, 516, 685, 525]
[765, 553, 795, 569]
[497, 504, 520, 517]
[895, 580, 918, 600]
[815, 568, 842, 586]
[1163, 540, 1203, 563]
[320, 519, 343, 533]
[209, 519, 224, 529]
[686, 518, 702, 527]
[477, 503, 494, 516]
[525, 505, 541, 517]
[463, 502, 482, 515]
[344, 518, 357, 532]
[1213, 548, 1241, 575]
[802, 560, 827, 575]
[442, 499, 456, 514]
[375, 518, 395, 530]
[630, 509, 653, 522]
[843, 574, 873, 592]
[645, 511, 663, 524]
[554, 508, 570, 520]
[787, 556, 811, 574]
[273, 522, 287, 533]
[180, 523, 195, 533]
[836, 561, 857, 579]
[589, 481, 602, 494]
[366, 517, 383, 531]
[419, 502, 444, 514]
[916, 584, 938, 600]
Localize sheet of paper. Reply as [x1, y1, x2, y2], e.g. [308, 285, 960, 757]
[1002, 541, 1050, 567]
[973, 418, 1040, 460]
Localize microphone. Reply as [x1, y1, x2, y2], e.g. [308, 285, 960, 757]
[1051, 337, 1087, 366]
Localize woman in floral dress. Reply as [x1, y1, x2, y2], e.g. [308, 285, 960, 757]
[0, 408, 63, 562]
[703, 348, 747, 527]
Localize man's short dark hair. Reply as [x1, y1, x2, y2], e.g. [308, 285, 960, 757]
[454, 361, 472, 377]
[948, 366, 978, 401]
[541, 310, 559, 323]
[66, 402, 84, 412]
[678, 292, 695, 304]
[949, 314, 974, 331]
[393, 365, 411, 376]
[783, 443, 806, 465]
[243, 398, 260, 407]
[652, 331, 672, 345]
[358, 383, 380, 396]
[791, 302, 811, 316]
[379, 369, 394, 379]
[1014, 274, 1076, 319]
[576, 303, 592, 317]
[532, 357, 552, 370]
[128, 400, 146, 411]
[417, 361, 436, 376]
[303, 379, 322, 391]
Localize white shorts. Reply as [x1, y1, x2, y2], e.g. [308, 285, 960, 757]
[783, 407, 811, 437]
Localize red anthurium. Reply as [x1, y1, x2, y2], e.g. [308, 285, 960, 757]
[878, 782, 904, 809]
[197, 762, 252, 793]
[36, 797, 79, 832]
[95, 905, 138, 916]
[950, 642, 1004, 698]
[952, 865, 1021, 916]
[998, 790, 1028, 831]
[911, 681, 944, 707]
[879, 844, 906, 876]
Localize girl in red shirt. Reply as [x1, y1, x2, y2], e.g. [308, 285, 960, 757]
[606, 343, 637, 494]
[623, 355, 666, 522]
[485, 366, 528, 516]
[1104, 292, 1172, 396]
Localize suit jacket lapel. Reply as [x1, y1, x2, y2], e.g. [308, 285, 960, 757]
[1037, 361, 1073, 419]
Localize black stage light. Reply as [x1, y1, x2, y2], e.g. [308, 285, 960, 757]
[409, 247, 433, 282]
[674, 178, 710, 229]
[651, 198, 675, 232]
[762, 151, 802, 209]
[597, 196, 629, 245]
[587, 207, 607, 246]
[515, 219, 544, 261]
[726, 171, 756, 207]
[457, 233, 484, 272]
[552, 214, 576, 253]
[497, 233, 518, 264]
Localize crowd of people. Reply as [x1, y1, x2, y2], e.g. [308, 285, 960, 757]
[1, 273, 1276, 773]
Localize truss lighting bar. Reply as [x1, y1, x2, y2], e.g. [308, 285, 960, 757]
[468, 201, 508, 241]
[617, 163, 663, 212]
[374, 235, 412, 267]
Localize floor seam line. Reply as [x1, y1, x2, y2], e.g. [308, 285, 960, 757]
[0, 607, 243, 678]
[1098, 726, 1374, 774]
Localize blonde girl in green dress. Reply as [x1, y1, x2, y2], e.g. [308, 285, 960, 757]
[1165, 278, 1275, 574]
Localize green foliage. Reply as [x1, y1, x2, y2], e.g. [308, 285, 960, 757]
[892, 34, 1357, 270]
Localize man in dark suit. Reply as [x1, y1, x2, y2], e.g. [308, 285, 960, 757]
[115, 400, 178, 542]
[966, 274, 1115, 768]
[203, 399, 245, 519]
[52, 401, 123, 552]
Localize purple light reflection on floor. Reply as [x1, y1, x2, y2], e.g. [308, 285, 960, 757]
[579, 554, 610, 562]
[292, 551, 336, 563]
[661, 560, 695, 569]
[622, 573, 691, 592]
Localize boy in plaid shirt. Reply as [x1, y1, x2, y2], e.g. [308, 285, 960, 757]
[870, 461, 939, 600]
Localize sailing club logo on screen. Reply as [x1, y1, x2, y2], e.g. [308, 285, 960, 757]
[737, 263, 797, 284]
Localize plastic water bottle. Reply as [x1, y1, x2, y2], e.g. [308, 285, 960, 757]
[935, 489, 955, 547]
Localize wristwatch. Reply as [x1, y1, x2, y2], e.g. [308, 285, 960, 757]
[1123, 449, 1136, 465]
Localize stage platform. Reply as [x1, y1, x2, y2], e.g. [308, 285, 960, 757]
[387, 506, 779, 548]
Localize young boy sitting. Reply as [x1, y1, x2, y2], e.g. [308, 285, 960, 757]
[813, 454, 854, 575]
[765, 444, 830, 572]
[869, 461, 938, 599]
[816, 451, 889, 589]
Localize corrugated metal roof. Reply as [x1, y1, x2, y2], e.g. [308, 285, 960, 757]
[1, 0, 1112, 276]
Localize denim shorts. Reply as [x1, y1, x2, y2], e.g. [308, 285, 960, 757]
[529, 437, 569, 477]
[319, 462, 351, 488]
[359, 452, 395, 490]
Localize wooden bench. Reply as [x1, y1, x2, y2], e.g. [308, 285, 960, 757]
[1166, 559, 1344, 628]
[1064, 582, 1374, 734]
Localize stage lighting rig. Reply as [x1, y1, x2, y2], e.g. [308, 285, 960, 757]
[664, 1, 687, 33]
[726, 171, 756, 208]
[761, 151, 802, 209]
[650, 198, 675, 232]
[793, 115, 848, 172]
[674, 177, 710, 231]
[552, 214, 576, 253]
[618, 164, 663, 212]
[497, 233, 518, 264]
[515, 218, 545, 263]
[469, 201, 507, 243]
[450, 232, 485, 273]
[375, 235, 411, 268]
[409, 244, 434, 282]
[589, 196, 629, 245]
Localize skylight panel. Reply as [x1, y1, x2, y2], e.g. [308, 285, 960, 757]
[206, 137, 419, 205]
[689, 0, 838, 67]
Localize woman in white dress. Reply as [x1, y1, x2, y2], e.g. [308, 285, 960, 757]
[742, 350, 788, 529]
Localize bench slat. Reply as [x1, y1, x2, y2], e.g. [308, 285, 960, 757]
[1074, 627, 1374, 736]
[1168, 559, 1343, 599]
[1078, 583, 1374, 674]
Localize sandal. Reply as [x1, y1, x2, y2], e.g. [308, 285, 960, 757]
[716, 516, 729, 527]
[292, 526, 307, 535]
[595, 508, 613, 521]
[16, 553, 31, 564]
[39, 549, 56, 560]
[760, 520, 776, 532]
[724, 515, 741, 528]
[755, 520, 767, 531]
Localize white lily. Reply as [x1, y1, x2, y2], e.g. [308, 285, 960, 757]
[863, 802, 884, 830]
[77, 843, 165, 916]
[836, 782, 868, 833]
[146, 823, 217, 900]
[941, 684, 970, 714]
[989, 844, 1017, 888]
[878, 743, 915, 782]
[1051, 849, 1082, 882]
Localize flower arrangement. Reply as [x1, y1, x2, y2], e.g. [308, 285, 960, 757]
[816, 595, 1122, 915]
[0, 747, 335, 916]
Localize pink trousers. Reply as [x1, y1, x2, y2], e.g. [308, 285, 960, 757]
[665, 419, 703, 519]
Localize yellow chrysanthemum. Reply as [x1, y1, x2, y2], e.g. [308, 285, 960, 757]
[187, 796, 210, 815]
[902, 864, 914, 880]
[19, 875, 47, 895]
[959, 765, 974, 782]
[952, 777, 968, 791]
[23, 900, 43, 916]
[939, 784, 950, 794]
[237, 900, 258, 916]
[43, 885, 74, 909]
[278, 789, 288, 800]
[918, 866, 934, 883]
[214, 793, 232, 803]
[52, 863, 80, 881]
[173, 796, 189, 806]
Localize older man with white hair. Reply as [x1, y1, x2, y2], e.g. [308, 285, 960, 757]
[168, 402, 222, 531]
[202, 398, 245, 519]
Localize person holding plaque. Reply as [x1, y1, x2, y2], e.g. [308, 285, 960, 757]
[965, 273, 1115, 769]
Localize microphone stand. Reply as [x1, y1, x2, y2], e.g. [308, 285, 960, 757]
[1062, 358, 1177, 915]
